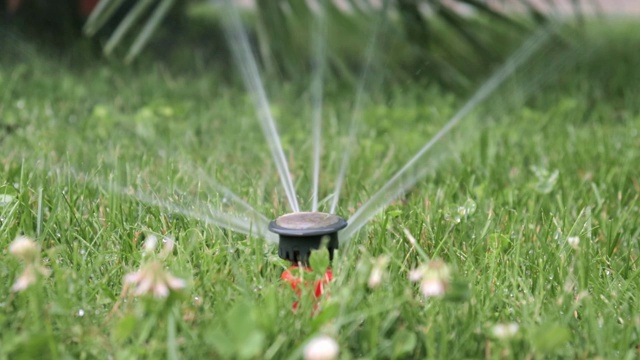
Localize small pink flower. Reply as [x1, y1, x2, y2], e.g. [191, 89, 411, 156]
[409, 259, 451, 298]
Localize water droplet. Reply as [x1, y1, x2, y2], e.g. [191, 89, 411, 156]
[549, 276, 554, 280]
[78, 309, 85, 317]
[80, 249, 86, 255]
[463, 199, 477, 215]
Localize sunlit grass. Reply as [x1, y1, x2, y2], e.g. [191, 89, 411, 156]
[1, 21, 639, 359]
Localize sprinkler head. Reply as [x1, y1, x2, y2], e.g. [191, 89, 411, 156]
[269, 212, 347, 264]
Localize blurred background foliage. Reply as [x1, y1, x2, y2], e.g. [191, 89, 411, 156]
[1, 0, 584, 88]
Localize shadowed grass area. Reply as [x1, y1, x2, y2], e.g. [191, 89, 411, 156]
[1, 20, 639, 359]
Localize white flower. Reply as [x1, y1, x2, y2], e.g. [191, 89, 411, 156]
[491, 322, 519, 339]
[11, 266, 37, 292]
[368, 268, 383, 289]
[9, 236, 50, 292]
[143, 234, 175, 258]
[408, 268, 424, 282]
[567, 236, 580, 250]
[420, 279, 446, 297]
[10, 236, 39, 262]
[304, 335, 339, 360]
[368, 256, 389, 289]
[143, 235, 158, 255]
[124, 261, 186, 299]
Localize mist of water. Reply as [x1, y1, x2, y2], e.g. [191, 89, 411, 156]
[329, 6, 389, 214]
[342, 27, 555, 241]
[221, 0, 300, 213]
[311, 0, 328, 212]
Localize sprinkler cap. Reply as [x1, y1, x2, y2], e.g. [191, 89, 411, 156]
[269, 212, 347, 264]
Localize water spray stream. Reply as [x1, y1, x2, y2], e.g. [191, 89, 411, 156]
[311, 0, 328, 212]
[329, 4, 389, 214]
[188, 162, 271, 225]
[61, 166, 277, 243]
[152, 150, 271, 225]
[221, 0, 300, 213]
[342, 27, 555, 241]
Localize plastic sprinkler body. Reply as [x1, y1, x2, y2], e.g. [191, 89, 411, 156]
[268, 212, 347, 310]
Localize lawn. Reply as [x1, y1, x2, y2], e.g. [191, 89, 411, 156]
[1, 18, 639, 359]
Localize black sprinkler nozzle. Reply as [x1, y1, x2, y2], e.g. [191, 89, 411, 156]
[268, 212, 347, 264]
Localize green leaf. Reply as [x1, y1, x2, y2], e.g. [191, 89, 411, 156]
[208, 300, 266, 359]
[309, 247, 330, 274]
[531, 323, 571, 353]
[227, 301, 256, 339]
[207, 328, 235, 358]
[237, 331, 265, 360]
[387, 209, 403, 218]
[311, 301, 340, 331]
[392, 329, 417, 358]
[114, 314, 138, 342]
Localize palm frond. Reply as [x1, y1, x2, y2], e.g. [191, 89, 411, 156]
[80, 0, 588, 86]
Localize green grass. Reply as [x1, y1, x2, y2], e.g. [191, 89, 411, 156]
[1, 21, 640, 359]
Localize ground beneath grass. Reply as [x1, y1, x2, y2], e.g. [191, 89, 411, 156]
[1, 20, 639, 359]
